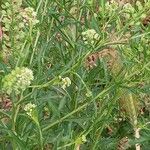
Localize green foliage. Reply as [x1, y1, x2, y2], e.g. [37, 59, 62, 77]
[0, 0, 150, 149]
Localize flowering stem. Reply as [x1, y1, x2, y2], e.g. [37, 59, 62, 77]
[11, 102, 20, 150]
[29, 31, 40, 65]
[12, 93, 23, 132]
[12, 104, 20, 132]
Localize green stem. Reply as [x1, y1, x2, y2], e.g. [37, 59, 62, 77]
[11, 93, 23, 134]
[12, 104, 20, 132]
[29, 31, 40, 65]
[37, 123, 43, 150]
[42, 86, 112, 131]
[11, 103, 20, 150]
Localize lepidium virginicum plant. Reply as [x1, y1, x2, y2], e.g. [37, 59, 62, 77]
[0, 0, 150, 149]
[0, 0, 42, 149]
[1, 0, 38, 64]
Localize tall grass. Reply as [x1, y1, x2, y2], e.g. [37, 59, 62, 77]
[0, 0, 150, 149]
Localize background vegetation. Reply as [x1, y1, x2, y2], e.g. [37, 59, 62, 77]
[0, 0, 150, 149]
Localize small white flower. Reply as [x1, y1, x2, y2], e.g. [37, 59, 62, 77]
[82, 29, 100, 45]
[93, 33, 99, 40]
[85, 90, 92, 97]
[61, 77, 71, 89]
[84, 41, 88, 45]
[123, 3, 135, 13]
[136, 1, 143, 11]
[91, 40, 94, 44]
[20, 7, 39, 26]
[94, 13, 97, 18]
[24, 103, 36, 117]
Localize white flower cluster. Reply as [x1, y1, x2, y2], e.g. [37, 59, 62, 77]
[24, 103, 36, 117]
[76, 134, 87, 145]
[82, 29, 100, 45]
[20, 7, 39, 26]
[2, 0, 25, 59]
[1, 0, 39, 61]
[2, 67, 34, 95]
[105, 0, 119, 11]
[85, 90, 92, 97]
[81, 135, 87, 142]
[123, 1, 147, 25]
[59, 76, 71, 89]
[103, 0, 150, 25]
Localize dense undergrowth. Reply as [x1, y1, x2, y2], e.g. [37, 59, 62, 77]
[0, 0, 150, 149]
